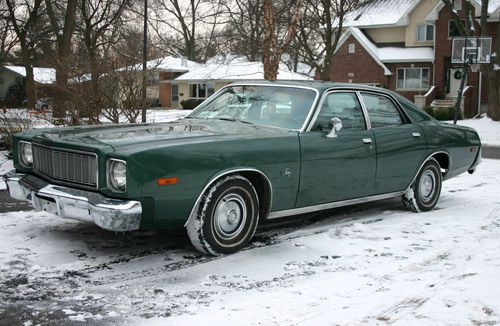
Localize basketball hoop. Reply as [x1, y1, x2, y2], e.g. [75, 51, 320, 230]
[470, 64, 480, 72]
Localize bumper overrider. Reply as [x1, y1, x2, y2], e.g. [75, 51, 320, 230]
[3, 170, 142, 232]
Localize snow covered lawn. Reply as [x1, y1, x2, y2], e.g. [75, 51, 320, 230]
[454, 116, 500, 146]
[0, 160, 499, 325]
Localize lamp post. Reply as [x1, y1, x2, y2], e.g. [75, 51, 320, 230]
[142, 0, 148, 123]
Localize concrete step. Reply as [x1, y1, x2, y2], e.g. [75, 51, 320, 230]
[431, 99, 456, 108]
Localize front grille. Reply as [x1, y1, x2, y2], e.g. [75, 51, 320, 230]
[32, 144, 98, 188]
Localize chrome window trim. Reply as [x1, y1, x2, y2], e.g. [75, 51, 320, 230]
[18, 141, 33, 168]
[356, 91, 372, 130]
[107, 158, 127, 193]
[184, 168, 273, 227]
[187, 83, 321, 133]
[358, 90, 412, 126]
[305, 90, 370, 132]
[31, 142, 99, 190]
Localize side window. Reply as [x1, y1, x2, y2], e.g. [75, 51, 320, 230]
[312, 92, 366, 132]
[361, 93, 403, 128]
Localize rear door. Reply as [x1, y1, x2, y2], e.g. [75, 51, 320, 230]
[297, 91, 376, 207]
[360, 92, 427, 194]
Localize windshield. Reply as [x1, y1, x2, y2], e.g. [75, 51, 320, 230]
[188, 85, 317, 130]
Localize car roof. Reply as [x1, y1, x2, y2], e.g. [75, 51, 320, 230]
[227, 80, 389, 94]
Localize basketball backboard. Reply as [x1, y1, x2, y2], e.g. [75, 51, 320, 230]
[451, 37, 492, 64]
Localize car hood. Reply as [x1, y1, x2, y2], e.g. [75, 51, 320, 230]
[29, 118, 295, 152]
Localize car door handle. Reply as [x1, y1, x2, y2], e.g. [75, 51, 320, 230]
[412, 132, 421, 138]
[362, 138, 372, 144]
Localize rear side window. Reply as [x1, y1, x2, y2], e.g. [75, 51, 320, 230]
[361, 93, 403, 128]
[312, 92, 366, 132]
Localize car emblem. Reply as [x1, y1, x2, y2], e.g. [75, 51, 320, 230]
[280, 168, 292, 177]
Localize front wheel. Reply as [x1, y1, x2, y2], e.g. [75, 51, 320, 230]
[186, 175, 259, 255]
[403, 158, 442, 212]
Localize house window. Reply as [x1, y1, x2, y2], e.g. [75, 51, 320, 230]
[396, 68, 430, 90]
[147, 73, 159, 86]
[417, 25, 434, 41]
[449, 20, 466, 38]
[172, 84, 179, 103]
[189, 83, 215, 99]
[453, 0, 462, 10]
[348, 43, 355, 53]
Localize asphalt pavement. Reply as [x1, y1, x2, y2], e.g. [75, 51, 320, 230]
[0, 189, 32, 213]
[482, 145, 500, 159]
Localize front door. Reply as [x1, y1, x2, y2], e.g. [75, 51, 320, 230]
[297, 92, 376, 207]
[447, 68, 466, 98]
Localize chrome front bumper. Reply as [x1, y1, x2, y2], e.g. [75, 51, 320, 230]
[3, 170, 142, 232]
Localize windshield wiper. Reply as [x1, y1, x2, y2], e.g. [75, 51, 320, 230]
[217, 117, 253, 125]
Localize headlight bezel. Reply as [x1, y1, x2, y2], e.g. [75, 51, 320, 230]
[107, 158, 127, 192]
[19, 141, 33, 167]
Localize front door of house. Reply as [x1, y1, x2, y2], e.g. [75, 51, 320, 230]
[447, 68, 466, 98]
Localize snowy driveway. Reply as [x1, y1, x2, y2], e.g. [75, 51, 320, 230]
[1, 160, 500, 325]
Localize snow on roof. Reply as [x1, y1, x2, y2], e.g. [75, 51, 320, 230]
[342, 0, 417, 28]
[118, 56, 199, 72]
[471, 0, 500, 15]
[175, 61, 311, 81]
[378, 46, 434, 62]
[489, 0, 500, 13]
[4, 66, 56, 84]
[336, 27, 434, 75]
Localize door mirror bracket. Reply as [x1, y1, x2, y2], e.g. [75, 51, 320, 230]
[326, 117, 343, 138]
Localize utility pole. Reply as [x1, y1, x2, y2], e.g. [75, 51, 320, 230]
[141, 0, 148, 123]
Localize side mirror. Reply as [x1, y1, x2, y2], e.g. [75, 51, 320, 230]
[326, 117, 342, 138]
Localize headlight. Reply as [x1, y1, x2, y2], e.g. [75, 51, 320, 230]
[108, 159, 127, 191]
[20, 141, 33, 166]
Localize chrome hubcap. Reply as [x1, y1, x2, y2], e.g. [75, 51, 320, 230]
[419, 170, 436, 201]
[214, 193, 247, 240]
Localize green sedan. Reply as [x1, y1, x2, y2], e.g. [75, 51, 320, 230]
[4, 81, 481, 255]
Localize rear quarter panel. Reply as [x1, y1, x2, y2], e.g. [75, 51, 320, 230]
[420, 121, 481, 179]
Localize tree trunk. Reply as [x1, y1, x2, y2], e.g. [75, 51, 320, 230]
[488, 71, 500, 120]
[21, 46, 36, 109]
[89, 56, 101, 123]
[262, 0, 302, 81]
[24, 65, 36, 110]
[46, 0, 78, 120]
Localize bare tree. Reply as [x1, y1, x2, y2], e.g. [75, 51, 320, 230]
[150, 0, 201, 60]
[223, 0, 263, 62]
[5, 0, 45, 109]
[0, 2, 18, 65]
[479, 0, 500, 121]
[442, 0, 500, 121]
[150, 0, 226, 62]
[261, 0, 302, 80]
[295, 0, 372, 81]
[76, 0, 130, 123]
[44, 0, 78, 119]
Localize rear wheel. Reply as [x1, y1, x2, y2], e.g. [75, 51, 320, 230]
[403, 158, 442, 212]
[186, 175, 259, 255]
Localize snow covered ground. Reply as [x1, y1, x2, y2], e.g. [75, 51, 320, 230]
[0, 159, 499, 325]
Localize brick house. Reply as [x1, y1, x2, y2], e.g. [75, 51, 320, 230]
[331, 0, 500, 117]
